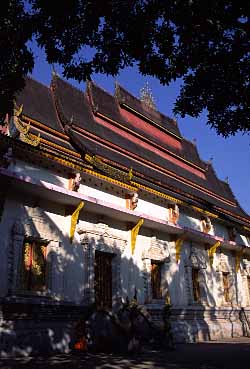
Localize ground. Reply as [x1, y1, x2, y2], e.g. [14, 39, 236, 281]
[1, 338, 250, 369]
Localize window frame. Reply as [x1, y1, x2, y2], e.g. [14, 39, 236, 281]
[222, 272, 230, 304]
[151, 260, 163, 300]
[9, 219, 61, 299]
[192, 267, 201, 303]
[20, 238, 48, 293]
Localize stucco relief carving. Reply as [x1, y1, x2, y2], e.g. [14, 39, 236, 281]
[217, 252, 232, 273]
[184, 245, 208, 305]
[23, 206, 62, 241]
[200, 216, 212, 234]
[242, 259, 250, 275]
[125, 192, 138, 210]
[142, 237, 170, 262]
[167, 204, 179, 225]
[142, 237, 170, 304]
[216, 251, 237, 305]
[77, 222, 127, 306]
[241, 259, 250, 306]
[68, 172, 82, 192]
[184, 246, 207, 269]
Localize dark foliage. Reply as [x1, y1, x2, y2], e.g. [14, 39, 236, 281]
[1, 1, 250, 136]
[0, 1, 34, 120]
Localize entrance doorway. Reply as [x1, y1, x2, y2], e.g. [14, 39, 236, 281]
[94, 251, 113, 308]
[151, 261, 162, 299]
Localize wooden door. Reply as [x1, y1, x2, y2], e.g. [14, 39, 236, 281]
[94, 251, 113, 308]
[222, 272, 230, 303]
[151, 261, 162, 299]
[192, 268, 200, 302]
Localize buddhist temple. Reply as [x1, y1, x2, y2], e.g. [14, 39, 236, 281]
[0, 74, 250, 355]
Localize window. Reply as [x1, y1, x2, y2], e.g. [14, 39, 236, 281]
[222, 272, 230, 303]
[151, 261, 162, 299]
[247, 277, 250, 304]
[192, 268, 200, 302]
[21, 241, 47, 291]
[94, 251, 113, 308]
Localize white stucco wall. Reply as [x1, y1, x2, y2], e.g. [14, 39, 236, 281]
[1, 159, 249, 311]
[178, 212, 201, 231]
[10, 159, 68, 188]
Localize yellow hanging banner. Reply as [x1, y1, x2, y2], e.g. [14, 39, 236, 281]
[69, 201, 84, 243]
[235, 248, 244, 273]
[208, 241, 221, 266]
[175, 238, 184, 263]
[131, 218, 144, 254]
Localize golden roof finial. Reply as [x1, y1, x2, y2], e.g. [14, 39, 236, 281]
[139, 82, 156, 110]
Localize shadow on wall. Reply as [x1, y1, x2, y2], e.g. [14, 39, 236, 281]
[0, 183, 247, 356]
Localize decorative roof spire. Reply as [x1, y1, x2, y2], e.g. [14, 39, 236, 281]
[52, 64, 60, 77]
[139, 82, 156, 110]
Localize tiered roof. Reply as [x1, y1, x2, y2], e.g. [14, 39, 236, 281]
[8, 74, 249, 229]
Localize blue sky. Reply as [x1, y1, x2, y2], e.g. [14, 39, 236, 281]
[30, 41, 250, 214]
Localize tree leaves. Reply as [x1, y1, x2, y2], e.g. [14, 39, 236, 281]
[0, 0, 250, 136]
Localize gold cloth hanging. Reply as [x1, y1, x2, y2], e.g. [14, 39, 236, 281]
[70, 201, 84, 243]
[131, 218, 144, 254]
[208, 241, 221, 266]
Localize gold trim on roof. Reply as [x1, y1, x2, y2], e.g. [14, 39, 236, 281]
[23, 115, 69, 140]
[96, 111, 205, 173]
[132, 181, 183, 204]
[13, 101, 40, 147]
[38, 151, 138, 191]
[190, 206, 218, 219]
[85, 154, 133, 183]
[73, 123, 235, 207]
[5, 131, 249, 229]
[20, 132, 41, 147]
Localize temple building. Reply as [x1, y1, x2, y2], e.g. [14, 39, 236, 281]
[0, 74, 250, 355]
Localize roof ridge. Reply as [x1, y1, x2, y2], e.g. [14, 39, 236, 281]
[51, 74, 85, 96]
[182, 137, 206, 168]
[115, 82, 179, 127]
[220, 179, 250, 218]
[89, 80, 115, 99]
[27, 75, 50, 90]
[205, 162, 241, 206]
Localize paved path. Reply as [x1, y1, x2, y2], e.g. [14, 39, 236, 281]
[1, 338, 250, 369]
